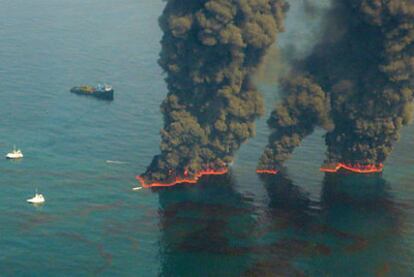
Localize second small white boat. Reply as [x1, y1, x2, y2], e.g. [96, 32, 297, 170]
[27, 193, 45, 204]
[6, 146, 23, 159]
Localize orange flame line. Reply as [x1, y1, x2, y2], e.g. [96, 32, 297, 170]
[320, 163, 383, 174]
[136, 168, 229, 188]
[256, 169, 279, 175]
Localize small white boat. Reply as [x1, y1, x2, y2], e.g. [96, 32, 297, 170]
[27, 193, 45, 204]
[6, 146, 23, 159]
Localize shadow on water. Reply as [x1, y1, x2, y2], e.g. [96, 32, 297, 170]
[244, 173, 408, 277]
[156, 173, 324, 277]
[157, 174, 258, 277]
[317, 173, 409, 277]
[69, 92, 114, 102]
[155, 172, 409, 277]
[242, 174, 328, 276]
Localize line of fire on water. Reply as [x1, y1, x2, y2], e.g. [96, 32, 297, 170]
[136, 168, 229, 188]
[320, 163, 384, 174]
[256, 169, 279, 175]
[136, 163, 383, 188]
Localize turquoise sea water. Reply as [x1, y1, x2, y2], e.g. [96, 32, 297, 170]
[0, 1, 413, 276]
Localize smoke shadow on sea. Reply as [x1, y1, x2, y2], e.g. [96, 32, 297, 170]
[317, 173, 409, 277]
[158, 173, 329, 277]
[242, 174, 328, 276]
[157, 174, 259, 277]
[241, 172, 409, 276]
[155, 171, 410, 276]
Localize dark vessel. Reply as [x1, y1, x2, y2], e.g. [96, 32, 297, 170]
[70, 84, 114, 100]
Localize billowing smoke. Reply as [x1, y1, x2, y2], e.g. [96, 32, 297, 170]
[141, 0, 289, 184]
[259, 75, 333, 170]
[258, 0, 414, 172]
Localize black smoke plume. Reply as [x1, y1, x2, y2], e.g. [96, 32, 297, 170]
[142, 0, 289, 183]
[259, 0, 414, 171]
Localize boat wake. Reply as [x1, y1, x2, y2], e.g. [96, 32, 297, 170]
[106, 160, 128, 165]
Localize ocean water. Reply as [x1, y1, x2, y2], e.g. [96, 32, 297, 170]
[0, 1, 413, 276]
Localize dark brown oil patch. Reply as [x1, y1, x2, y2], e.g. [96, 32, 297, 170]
[19, 213, 58, 232]
[242, 260, 307, 277]
[375, 262, 391, 277]
[55, 232, 112, 275]
[75, 200, 124, 217]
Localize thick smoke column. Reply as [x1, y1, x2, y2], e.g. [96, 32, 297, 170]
[258, 0, 414, 173]
[140, 0, 289, 185]
[259, 75, 333, 171]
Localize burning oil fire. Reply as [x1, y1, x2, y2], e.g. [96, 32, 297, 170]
[137, 168, 228, 188]
[320, 163, 384, 174]
[256, 169, 279, 175]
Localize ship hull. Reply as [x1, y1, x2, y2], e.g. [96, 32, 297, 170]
[70, 87, 114, 100]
